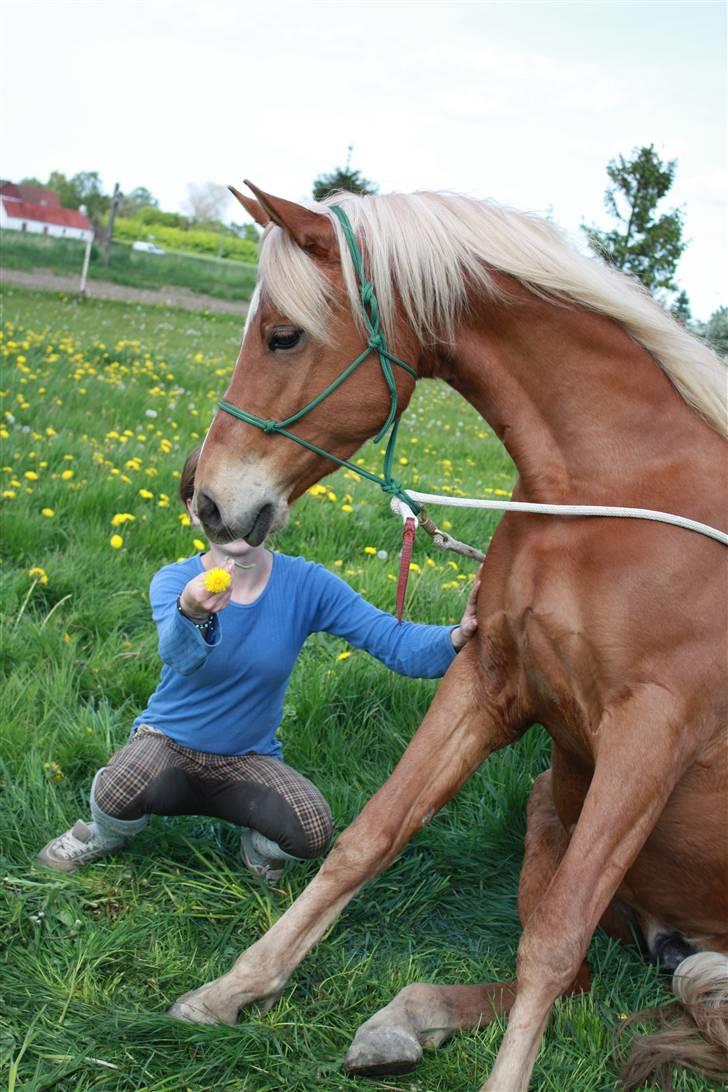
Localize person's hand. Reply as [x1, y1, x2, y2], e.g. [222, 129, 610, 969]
[450, 562, 483, 651]
[178, 560, 234, 620]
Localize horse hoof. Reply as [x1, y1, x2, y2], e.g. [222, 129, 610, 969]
[168, 990, 237, 1026]
[343, 1024, 423, 1076]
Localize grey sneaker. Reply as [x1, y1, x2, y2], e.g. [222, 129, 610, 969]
[239, 827, 285, 883]
[37, 820, 125, 873]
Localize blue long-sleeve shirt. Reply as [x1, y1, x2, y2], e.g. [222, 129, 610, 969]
[133, 552, 457, 757]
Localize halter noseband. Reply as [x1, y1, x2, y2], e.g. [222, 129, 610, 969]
[216, 204, 419, 512]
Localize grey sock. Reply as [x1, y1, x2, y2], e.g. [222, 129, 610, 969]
[90, 768, 150, 843]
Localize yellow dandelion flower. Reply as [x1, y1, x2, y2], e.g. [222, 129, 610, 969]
[139, 488, 154, 499]
[178, 513, 191, 527]
[341, 504, 353, 513]
[409, 562, 421, 572]
[28, 566, 49, 584]
[326, 491, 337, 502]
[203, 567, 232, 594]
[41, 507, 55, 518]
[363, 546, 377, 555]
[193, 537, 206, 551]
[24, 470, 39, 481]
[111, 512, 135, 527]
[336, 650, 352, 661]
[61, 469, 74, 480]
[110, 534, 124, 549]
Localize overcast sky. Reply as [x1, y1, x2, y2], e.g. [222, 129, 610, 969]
[2, 0, 725, 318]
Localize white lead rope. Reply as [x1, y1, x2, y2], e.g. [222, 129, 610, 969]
[390, 492, 728, 553]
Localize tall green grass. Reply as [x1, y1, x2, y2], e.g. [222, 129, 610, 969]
[1, 231, 256, 301]
[0, 285, 713, 1090]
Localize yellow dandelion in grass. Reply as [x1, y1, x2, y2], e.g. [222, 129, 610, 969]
[139, 488, 154, 499]
[336, 650, 352, 661]
[178, 513, 191, 527]
[43, 760, 65, 783]
[3, 489, 17, 499]
[409, 562, 421, 573]
[24, 470, 39, 481]
[41, 507, 55, 518]
[363, 546, 377, 555]
[203, 567, 232, 594]
[193, 537, 206, 552]
[341, 504, 353, 513]
[28, 566, 49, 585]
[111, 513, 135, 527]
[61, 469, 74, 480]
[110, 534, 124, 549]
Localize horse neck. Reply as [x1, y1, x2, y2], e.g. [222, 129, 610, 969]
[437, 289, 709, 504]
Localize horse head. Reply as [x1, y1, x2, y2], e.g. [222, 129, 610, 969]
[193, 182, 420, 545]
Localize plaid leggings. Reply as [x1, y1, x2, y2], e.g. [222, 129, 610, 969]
[93, 726, 334, 859]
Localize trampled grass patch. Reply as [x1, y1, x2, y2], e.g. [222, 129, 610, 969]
[0, 284, 713, 1090]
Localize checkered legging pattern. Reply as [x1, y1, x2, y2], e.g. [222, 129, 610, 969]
[93, 725, 334, 858]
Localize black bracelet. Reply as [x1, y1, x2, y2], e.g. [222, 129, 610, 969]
[177, 596, 214, 630]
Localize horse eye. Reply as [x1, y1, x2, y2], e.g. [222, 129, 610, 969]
[268, 328, 303, 352]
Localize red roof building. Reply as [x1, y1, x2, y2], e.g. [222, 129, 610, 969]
[0, 181, 93, 240]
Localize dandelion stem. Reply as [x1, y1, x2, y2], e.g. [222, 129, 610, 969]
[11, 579, 38, 634]
[40, 594, 73, 630]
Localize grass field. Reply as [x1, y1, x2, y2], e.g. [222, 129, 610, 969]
[0, 283, 714, 1091]
[0, 232, 257, 302]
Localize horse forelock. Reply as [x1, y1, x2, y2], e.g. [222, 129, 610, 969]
[255, 191, 727, 437]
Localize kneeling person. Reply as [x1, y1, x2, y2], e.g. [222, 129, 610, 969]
[39, 447, 479, 881]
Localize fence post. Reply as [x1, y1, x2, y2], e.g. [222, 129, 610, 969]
[79, 232, 93, 296]
[103, 183, 122, 267]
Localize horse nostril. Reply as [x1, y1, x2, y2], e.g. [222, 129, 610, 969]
[196, 490, 222, 530]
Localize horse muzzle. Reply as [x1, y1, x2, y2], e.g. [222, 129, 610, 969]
[195, 488, 287, 546]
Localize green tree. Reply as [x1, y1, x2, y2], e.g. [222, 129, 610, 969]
[312, 146, 378, 201]
[47, 170, 82, 209]
[583, 145, 686, 296]
[119, 186, 158, 217]
[71, 171, 109, 221]
[701, 306, 728, 355]
[671, 289, 692, 325]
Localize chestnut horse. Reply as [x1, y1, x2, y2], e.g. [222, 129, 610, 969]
[170, 183, 728, 1089]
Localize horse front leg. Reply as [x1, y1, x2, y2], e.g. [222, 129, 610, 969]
[482, 685, 698, 1092]
[169, 641, 516, 1025]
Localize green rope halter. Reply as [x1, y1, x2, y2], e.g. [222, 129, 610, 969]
[216, 203, 419, 513]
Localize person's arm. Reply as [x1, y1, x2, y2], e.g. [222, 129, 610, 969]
[310, 563, 480, 678]
[151, 563, 231, 676]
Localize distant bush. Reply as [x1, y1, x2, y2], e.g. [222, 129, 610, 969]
[114, 217, 258, 263]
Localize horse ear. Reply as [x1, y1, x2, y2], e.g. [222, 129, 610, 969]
[228, 185, 270, 227]
[243, 180, 335, 260]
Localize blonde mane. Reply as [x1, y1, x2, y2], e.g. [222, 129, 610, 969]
[258, 191, 728, 437]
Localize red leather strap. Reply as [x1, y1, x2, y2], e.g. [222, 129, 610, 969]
[396, 517, 417, 622]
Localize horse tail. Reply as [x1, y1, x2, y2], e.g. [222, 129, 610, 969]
[619, 951, 728, 1090]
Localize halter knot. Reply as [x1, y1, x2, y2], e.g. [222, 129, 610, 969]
[261, 419, 279, 434]
[368, 333, 386, 354]
[381, 478, 405, 497]
[360, 281, 375, 306]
